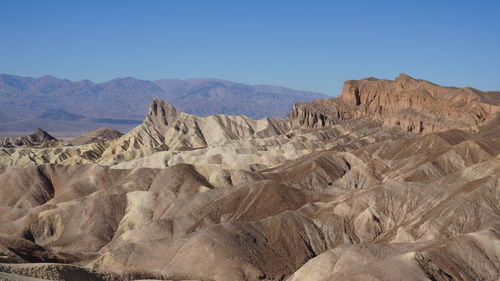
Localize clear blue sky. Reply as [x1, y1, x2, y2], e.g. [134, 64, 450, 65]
[1, 0, 499, 95]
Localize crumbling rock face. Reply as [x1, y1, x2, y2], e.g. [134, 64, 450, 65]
[288, 100, 350, 128]
[290, 74, 500, 133]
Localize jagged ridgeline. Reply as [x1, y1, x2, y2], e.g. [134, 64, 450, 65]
[0, 75, 499, 281]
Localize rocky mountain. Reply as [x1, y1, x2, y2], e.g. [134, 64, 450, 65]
[0, 74, 328, 136]
[69, 128, 123, 146]
[0, 129, 59, 148]
[0, 74, 499, 281]
[290, 73, 500, 132]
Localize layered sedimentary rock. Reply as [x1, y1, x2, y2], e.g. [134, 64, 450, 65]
[69, 128, 123, 146]
[0, 129, 58, 148]
[0, 75, 499, 281]
[104, 97, 291, 151]
[291, 74, 500, 132]
[0, 98, 332, 171]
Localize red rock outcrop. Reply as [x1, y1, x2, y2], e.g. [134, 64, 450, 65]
[290, 74, 500, 133]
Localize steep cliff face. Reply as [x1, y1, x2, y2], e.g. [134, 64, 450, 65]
[289, 100, 352, 129]
[290, 74, 500, 133]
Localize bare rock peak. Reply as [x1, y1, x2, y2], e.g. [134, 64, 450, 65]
[70, 127, 123, 145]
[33, 128, 55, 140]
[148, 97, 179, 119]
[396, 72, 415, 80]
[0, 128, 57, 148]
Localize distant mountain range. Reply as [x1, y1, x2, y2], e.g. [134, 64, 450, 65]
[0, 74, 328, 136]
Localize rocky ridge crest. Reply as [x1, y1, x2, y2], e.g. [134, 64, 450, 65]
[0, 129, 58, 148]
[290, 74, 500, 133]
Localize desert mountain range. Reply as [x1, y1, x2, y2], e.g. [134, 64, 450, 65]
[0, 74, 499, 281]
[0, 74, 327, 136]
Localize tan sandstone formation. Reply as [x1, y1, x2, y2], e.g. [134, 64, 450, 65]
[69, 128, 123, 146]
[0, 129, 59, 148]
